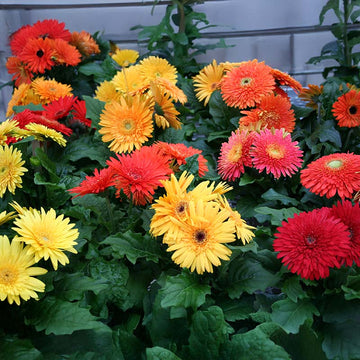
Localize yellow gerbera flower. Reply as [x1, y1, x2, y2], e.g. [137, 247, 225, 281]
[95, 80, 121, 103]
[139, 56, 178, 85]
[99, 94, 154, 153]
[0, 119, 19, 145]
[112, 48, 139, 67]
[0, 210, 17, 226]
[166, 200, 236, 274]
[31, 77, 73, 103]
[12, 208, 79, 270]
[25, 123, 67, 147]
[193, 59, 226, 105]
[111, 65, 148, 95]
[0, 235, 47, 305]
[0, 145, 28, 197]
[9, 201, 37, 216]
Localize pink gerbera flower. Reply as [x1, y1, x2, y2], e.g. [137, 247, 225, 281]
[250, 128, 303, 179]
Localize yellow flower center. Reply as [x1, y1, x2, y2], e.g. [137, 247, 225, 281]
[36, 232, 52, 246]
[240, 77, 252, 86]
[194, 229, 207, 244]
[122, 118, 134, 131]
[227, 143, 243, 163]
[259, 110, 280, 125]
[266, 143, 285, 159]
[0, 266, 18, 285]
[326, 159, 343, 169]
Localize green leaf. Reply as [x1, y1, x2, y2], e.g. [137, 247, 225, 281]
[12, 103, 44, 113]
[255, 206, 300, 226]
[101, 230, 163, 264]
[282, 276, 308, 302]
[271, 299, 319, 334]
[188, 306, 233, 360]
[179, 154, 200, 176]
[342, 275, 360, 300]
[83, 95, 105, 129]
[225, 326, 290, 359]
[238, 173, 257, 186]
[261, 189, 299, 206]
[25, 297, 108, 335]
[159, 272, 211, 310]
[146, 347, 181, 360]
[220, 296, 255, 322]
[319, 0, 342, 25]
[0, 338, 42, 360]
[207, 130, 231, 142]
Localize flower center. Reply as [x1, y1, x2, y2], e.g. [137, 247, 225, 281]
[0, 266, 18, 285]
[306, 236, 316, 245]
[227, 143, 243, 163]
[122, 118, 134, 131]
[326, 159, 343, 169]
[0, 166, 8, 175]
[259, 110, 280, 125]
[240, 77, 252, 86]
[266, 143, 285, 159]
[349, 105, 357, 115]
[210, 82, 218, 90]
[175, 201, 188, 217]
[36, 50, 44, 58]
[194, 229, 207, 244]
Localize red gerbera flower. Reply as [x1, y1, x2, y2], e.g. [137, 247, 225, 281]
[273, 208, 351, 280]
[220, 59, 275, 109]
[329, 200, 360, 266]
[42, 96, 77, 120]
[300, 153, 360, 199]
[72, 100, 92, 127]
[68, 167, 115, 198]
[217, 130, 254, 181]
[332, 90, 360, 127]
[240, 93, 296, 132]
[107, 146, 173, 206]
[19, 37, 55, 74]
[153, 141, 208, 177]
[270, 68, 303, 93]
[250, 128, 303, 178]
[51, 38, 82, 66]
[31, 19, 72, 42]
[10, 25, 36, 56]
[6, 56, 34, 87]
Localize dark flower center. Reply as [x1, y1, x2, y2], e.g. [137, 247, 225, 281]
[349, 105, 357, 115]
[306, 236, 316, 245]
[36, 49, 44, 58]
[194, 229, 207, 244]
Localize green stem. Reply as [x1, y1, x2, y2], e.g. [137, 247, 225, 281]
[343, 128, 353, 151]
[343, 0, 351, 67]
[105, 191, 115, 232]
[176, 2, 186, 33]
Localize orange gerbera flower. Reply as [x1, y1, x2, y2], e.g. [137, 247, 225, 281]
[31, 77, 73, 103]
[193, 59, 226, 105]
[217, 129, 254, 181]
[270, 68, 303, 93]
[139, 56, 178, 85]
[70, 31, 100, 56]
[154, 141, 208, 177]
[6, 57, 33, 87]
[107, 146, 172, 205]
[31, 19, 72, 42]
[300, 153, 360, 199]
[332, 90, 360, 127]
[51, 38, 81, 66]
[99, 95, 154, 153]
[152, 77, 187, 104]
[220, 59, 275, 109]
[240, 93, 296, 132]
[6, 83, 31, 117]
[10, 25, 36, 56]
[18, 37, 55, 74]
[299, 84, 323, 109]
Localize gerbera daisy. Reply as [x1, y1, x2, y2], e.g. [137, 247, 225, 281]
[6, 83, 38, 117]
[31, 19, 72, 42]
[150, 172, 219, 239]
[68, 167, 115, 198]
[220, 59, 275, 109]
[138, 56, 178, 85]
[95, 81, 121, 103]
[0, 235, 47, 305]
[6, 56, 33, 87]
[240, 93, 296, 133]
[70, 31, 100, 56]
[31, 77, 73, 103]
[72, 100, 92, 127]
[300, 153, 360, 199]
[166, 200, 236, 274]
[298, 84, 323, 109]
[217, 129, 254, 181]
[273, 208, 351, 280]
[0, 145, 28, 197]
[25, 123, 67, 147]
[111, 65, 148, 95]
[0, 210, 17, 226]
[12, 208, 79, 270]
[112, 48, 139, 67]
[251, 128, 303, 179]
[332, 89, 360, 127]
[149, 83, 182, 130]
[51, 38, 81, 66]
[99, 94, 154, 153]
[329, 200, 360, 266]
[270, 68, 303, 93]
[42, 96, 76, 120]
[152, 77, 187, 104]
[0, 119, 20, 145]
[19, 37, 55, 74]
[10, 24, 36, 56]
[193, 59, 226, 105]
[154, 141, 208, 177]
[9, 201, 37, 216]
[107, 146, 173, 206]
